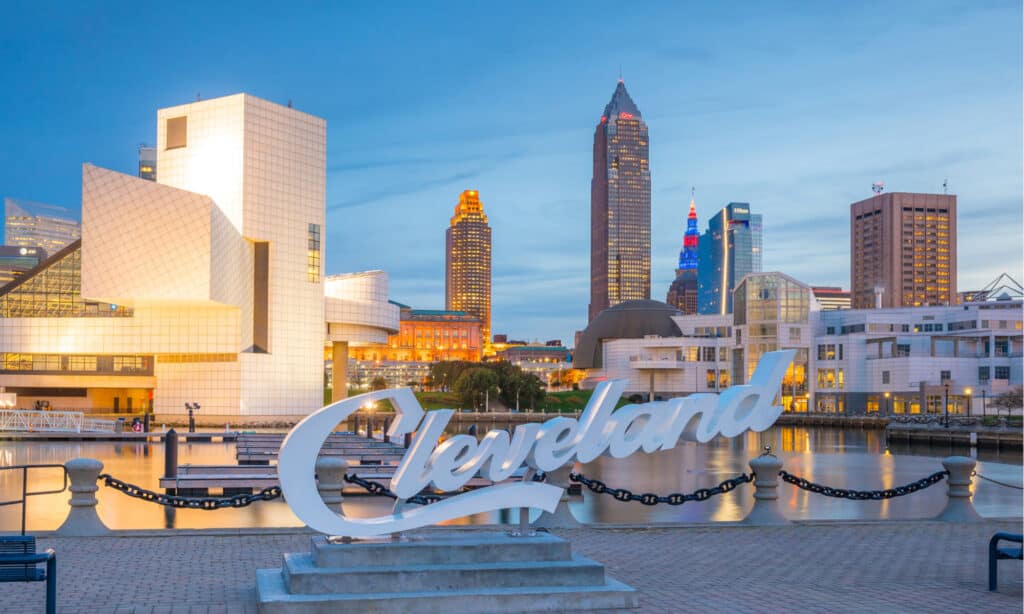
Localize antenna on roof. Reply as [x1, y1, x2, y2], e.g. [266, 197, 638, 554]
[618, 65, 623, 82]
[196, 92, 201, 101]
[287, 99, 293, 108]
[942, 178, 948, 194]
[872, 182, 885, 194]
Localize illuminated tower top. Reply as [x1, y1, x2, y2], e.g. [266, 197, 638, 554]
[446, 190, 492, 353]
[678, 190, 699, 271]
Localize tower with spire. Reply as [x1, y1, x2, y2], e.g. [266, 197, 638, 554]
[667, 190, 700, 314]
[588, 78, 651, 321]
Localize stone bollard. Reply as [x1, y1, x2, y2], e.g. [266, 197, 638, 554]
[316, 457, 348, 512]
[533, 466, 580, 528]
[741, 452, 789, 525]
[56, 458, 110, 536]
[934, 456, 982, 522]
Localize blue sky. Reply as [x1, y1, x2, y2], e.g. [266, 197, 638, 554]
[1, 1, 1021, 345]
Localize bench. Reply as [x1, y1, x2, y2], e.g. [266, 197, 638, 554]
[989, 532, 1023, 592]
[0, 536, 56, 614]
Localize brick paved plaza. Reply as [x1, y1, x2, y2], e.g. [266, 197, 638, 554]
[2, 521, 1021, 613]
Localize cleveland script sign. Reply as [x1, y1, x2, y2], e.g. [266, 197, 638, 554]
[278, 349, 795, 537]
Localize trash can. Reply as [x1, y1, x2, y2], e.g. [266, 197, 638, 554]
[115, 417, 126, 433]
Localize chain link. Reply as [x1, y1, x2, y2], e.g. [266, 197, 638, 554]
[973, 471, 1024, 490]
[569, 472, 754, 506]
[98, 473, 281, 509]
[343, 474, 444, 506]
[778, 469, 948, 500]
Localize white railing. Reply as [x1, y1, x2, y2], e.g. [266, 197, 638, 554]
[0, 410, 115, 433]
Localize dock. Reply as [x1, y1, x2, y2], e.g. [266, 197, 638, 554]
[0, 430, 238, 442]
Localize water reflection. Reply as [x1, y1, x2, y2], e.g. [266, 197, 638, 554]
[0, 426, 1020, 532]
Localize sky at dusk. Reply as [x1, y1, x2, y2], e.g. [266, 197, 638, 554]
[1, 1, 1021, 345]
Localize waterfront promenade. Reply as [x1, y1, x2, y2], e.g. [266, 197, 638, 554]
[3, 520, 1020, 613]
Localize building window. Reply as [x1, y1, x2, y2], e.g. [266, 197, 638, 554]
[837, 368, 844, 390]
[838, 344, 843, 360]
[789, 327, 800, 343]
[702, 347, 715, 362]
[978, 366, 990, 381]
[166, 116, 187, 149]
[940, 370, 951, 382]
[307, 223, 321, 283]
[995, 366, 1010, 380]
[826, 326, 835, 335]
[706, 369, 717, 389]
[882, 371, 890, 384]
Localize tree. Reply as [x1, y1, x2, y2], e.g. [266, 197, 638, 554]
[370, 376, 387, 391]
[500, 372, 546, 410]
[992, 386, 1023, 415]
[453, 368, 499, 410]
[430, 361, 475, 392]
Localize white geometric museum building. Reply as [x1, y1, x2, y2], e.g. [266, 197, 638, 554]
[0, 94, 397, 416]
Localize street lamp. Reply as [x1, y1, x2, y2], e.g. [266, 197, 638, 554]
[943, 382, 950, 428]
[964, 387, 972, 418]
[884, 391, 890, 417]
[185, 402, 200, 433]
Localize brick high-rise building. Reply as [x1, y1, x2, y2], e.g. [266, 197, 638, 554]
[850, 192, 957, 309]
[446, 190, 492, 350]
[589, 80, 651, 321]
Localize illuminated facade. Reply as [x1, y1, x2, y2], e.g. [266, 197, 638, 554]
[666, 195, 700, 314]
[589, 80, 651, 321]
[0, 93, 398, 415]
[577, 271, 1021, 414]
[850, 192, 957, 309]
[0, 245, 46, 288]
[445, 190, 491, 350]
[4, 197, 80, 255]
[697, 202, 762, 315]
[350, 306, 483, 363]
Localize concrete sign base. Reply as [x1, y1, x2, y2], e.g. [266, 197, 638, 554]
[256, 532, 637, 612]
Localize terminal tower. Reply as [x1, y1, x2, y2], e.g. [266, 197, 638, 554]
[666, 192, 699, 314]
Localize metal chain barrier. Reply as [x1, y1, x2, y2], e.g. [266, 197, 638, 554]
[344, 471, 548, 506]
[778, 469, 948, 500]
[973, 471, 1024, 490]
[344, 474, 444, 506]
[98, 473, 281, 510]
[569, 472, 754, 506]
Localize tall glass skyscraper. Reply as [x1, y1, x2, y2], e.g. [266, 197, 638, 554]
[446, 190, 492, 350]
[697, 202, 763, 315]
[666, 194, 699, 314]
[589, 80, 651, 322]
[3, 197, 81, 254]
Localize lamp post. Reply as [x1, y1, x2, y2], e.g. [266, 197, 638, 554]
[964, 387, 972, 418]
[982, 388, 987, 417]
[943, 382, 950, 428]
[884, 391, 890, 417]
[185, 402, 199, 433]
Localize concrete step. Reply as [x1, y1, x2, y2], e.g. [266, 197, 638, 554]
[282, 551, 606, 595]
[256, 568, 638, 613]
[311, 532, 571, 568]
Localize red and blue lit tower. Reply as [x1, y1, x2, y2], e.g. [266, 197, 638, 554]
[678, 192, 699, 271]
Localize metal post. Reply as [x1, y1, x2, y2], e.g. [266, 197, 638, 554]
[353, 415, 359, 435]
[164, 428, 178, 479]
[943, 383, 950, 427]
[143, 412, 150, 433]
[45, 554, 56, 614]
[188, 409, 195, 433]
[982, 389, 987, 417]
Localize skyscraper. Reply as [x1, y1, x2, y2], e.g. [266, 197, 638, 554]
[850, 191, 957, 308]
[589, 80, 651, 321]
[138, 145, 156, 181]
[666, 193, 699, 314]
[697, 202, 763, 315]
[3, 197, 80, 254]
[446, 190, 492, 350]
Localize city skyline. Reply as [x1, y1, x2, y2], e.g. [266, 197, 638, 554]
[0, 3, 1020, 344]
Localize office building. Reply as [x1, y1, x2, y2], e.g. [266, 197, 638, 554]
[575, 271, 1021, 414]
[666, 194, 700, 314]
[445, 189, 491, 351]
[589, 80, 651, 321]
[3, 197, 80, 254]
[349, 303, 483, 363]
[0, 246, 46, 288]
[812, 286, 852, 311]
[850, 192, 957, 309]
[0, 93, 399, 415]
[697, 202, 762, 315]
[138, 145, 156, 181]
